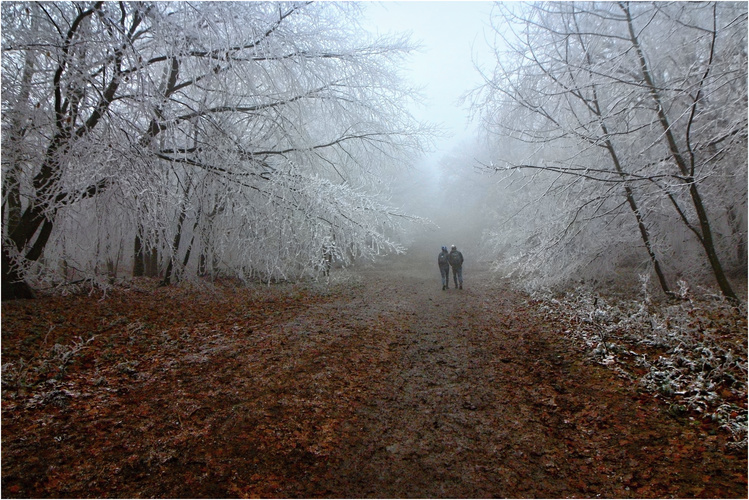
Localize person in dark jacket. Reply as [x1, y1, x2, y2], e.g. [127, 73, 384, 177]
[438, 246, 450, 290]
[448, 244, 464, 289]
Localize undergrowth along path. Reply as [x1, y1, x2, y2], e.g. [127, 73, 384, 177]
[1, 256, 746, 498]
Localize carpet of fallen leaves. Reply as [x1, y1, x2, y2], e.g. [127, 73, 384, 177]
[2, 256, 747, 498]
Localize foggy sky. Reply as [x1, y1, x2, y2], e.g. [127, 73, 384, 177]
[363, 2, 495, 160]
[361, 2, 498, 258]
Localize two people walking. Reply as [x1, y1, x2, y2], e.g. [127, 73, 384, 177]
[438, 245, 464, 290]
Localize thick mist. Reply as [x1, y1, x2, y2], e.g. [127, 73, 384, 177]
[390, 138, 496, 266]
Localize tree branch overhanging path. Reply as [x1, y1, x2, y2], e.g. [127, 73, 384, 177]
[2, 1, 431, 299]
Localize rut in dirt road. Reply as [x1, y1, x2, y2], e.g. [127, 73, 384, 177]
[323, 260, 745, 498]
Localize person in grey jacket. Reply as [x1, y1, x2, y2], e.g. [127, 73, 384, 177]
[448, 245, 464, 289]
[438, 246, 450, 290]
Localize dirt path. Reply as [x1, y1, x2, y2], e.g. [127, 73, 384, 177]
[322, 259, 744, 497]
[1, 255, 746, 498]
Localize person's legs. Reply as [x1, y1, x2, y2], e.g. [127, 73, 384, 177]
[440, 267, 449, 289]
[452, 267, 458, 288]
[457, 267, 463, 289]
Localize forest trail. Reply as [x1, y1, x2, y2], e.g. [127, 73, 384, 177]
[323, 257, 745, 497]
[1, 254, 746, 498]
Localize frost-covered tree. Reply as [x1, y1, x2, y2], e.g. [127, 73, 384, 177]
[2, 2, 428, 298]
[472, 1, 747, 298]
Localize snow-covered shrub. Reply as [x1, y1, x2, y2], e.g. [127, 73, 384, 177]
[532, 286, 747, 448]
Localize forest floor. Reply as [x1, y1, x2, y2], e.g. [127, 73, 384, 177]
[1, 255, 747, 498]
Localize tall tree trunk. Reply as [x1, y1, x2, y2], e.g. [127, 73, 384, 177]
[621, 179, 673, 297]
[590, 83, 673, 296]
[572, 15, 675, 298]
[162, 206, 187, 286]
[181, 209, 202, 273]
[621, 1, 737, 301]
[133, 230, 145, 277]
[198, 252, 208, 277]
[687, 183, 736, 299]
[2, 249, 35, 300]
[2, 205, 57, 300]
[601, 135, 673, 297]
[146, 242, 160, 278]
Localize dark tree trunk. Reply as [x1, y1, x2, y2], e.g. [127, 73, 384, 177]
[198, 252, 208, 277]
[2, 249, 35, 300]
[133, 231, 145, 277]
[624, 186, 673, 297]
[622, 2, 736, 301]
[1, 3, 122, 300]
[688, 183, 737, 300]
[577, 28, 675, 299]
[181, 209, 202, 276]
[162, 206, 187, 286]
[601, 138, 673, 297]
[146, 244, 159, 278]
[2, 205, 57, 300]
[181, 235, 195, 271]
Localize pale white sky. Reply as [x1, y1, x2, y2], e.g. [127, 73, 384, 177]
[362, 1, 495, 158]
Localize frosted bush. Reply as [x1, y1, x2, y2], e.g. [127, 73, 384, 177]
[532, 286, 747, 447]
